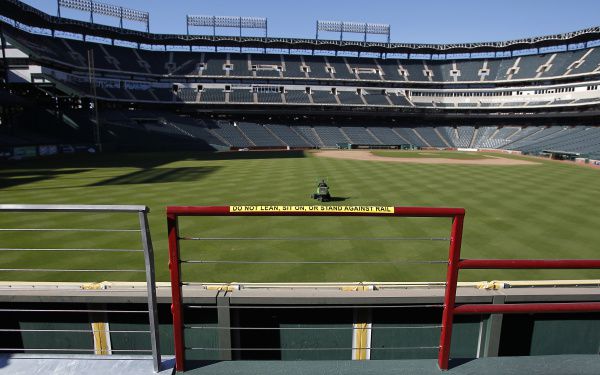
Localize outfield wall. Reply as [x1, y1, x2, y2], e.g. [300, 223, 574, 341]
[1, 282, 598, 361]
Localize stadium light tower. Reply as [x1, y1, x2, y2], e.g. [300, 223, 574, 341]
[186, 15, 268, 51]
[315, 20, 390, 55]
[57, 0, 150, 32]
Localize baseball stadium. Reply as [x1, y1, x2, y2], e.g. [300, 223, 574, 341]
[0, 0, 599, 373]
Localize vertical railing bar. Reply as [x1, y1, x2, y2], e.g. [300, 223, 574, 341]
[167, 212, 185, 372]
[139, 208, 161, 373]
[438, 214, 464, 371]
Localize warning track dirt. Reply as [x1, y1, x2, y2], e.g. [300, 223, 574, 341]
[314, 150, 539, 165]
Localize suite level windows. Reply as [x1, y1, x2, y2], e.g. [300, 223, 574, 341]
[352, 68, 381, 75]
[252, 85, 281, 93]
[535, 87, 575, 94]
[251, 64, 283, 72]
[587, 85, 599, 90]
[411, 91, 514, 97]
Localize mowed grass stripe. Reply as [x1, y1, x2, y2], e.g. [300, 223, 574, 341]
[0, 151, 599, 282]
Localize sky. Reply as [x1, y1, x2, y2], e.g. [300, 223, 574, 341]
[19, 0, 600, 44]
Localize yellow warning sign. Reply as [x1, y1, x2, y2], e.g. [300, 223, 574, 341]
[229, 206, 394, 214]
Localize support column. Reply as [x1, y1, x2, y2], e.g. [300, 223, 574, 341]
[483, 295, 505, 357]
[217, 291, 232, 360]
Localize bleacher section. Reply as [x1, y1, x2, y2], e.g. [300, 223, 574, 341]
[313, 126, 349, 147]
[229, 89, 253, 103]
[363, 90, 391, 105]
[15, 106, 598, 157]
[449, 126, 475, 148]
[414, 127, 448, 148]
[295, 126, 324, 147]
[211, 122, 253, 147]
[285, 90, 311, 104]
[340, 127, 380, 144]
[393, 128, 427, 147]
[256, 92, 282, 103]
[311, 90, 338, 104]
[337, 91, 364, 105]
[505, 127, 563, 150]
[237, 122, 284, 147]
[7, 26, 600, 85]
[264, 124, 313, 147]
[368, 127, 409, 145]
[199, 89, 226, 103]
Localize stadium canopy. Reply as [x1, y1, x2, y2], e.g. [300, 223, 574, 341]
[3, 0, 600, 54]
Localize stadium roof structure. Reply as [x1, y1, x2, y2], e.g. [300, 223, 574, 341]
[3, 0, 600, 55]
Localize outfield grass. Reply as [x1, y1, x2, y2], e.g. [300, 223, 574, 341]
[1, 150, 599, 283]
[370, 150, 488, 159]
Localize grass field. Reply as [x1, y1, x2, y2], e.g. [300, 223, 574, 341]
[1, 150, 599, 283]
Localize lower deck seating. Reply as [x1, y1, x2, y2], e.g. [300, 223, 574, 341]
[236, 122, 284, 147]
[265, 124, 313, 147]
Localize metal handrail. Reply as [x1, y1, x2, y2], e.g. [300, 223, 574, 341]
[0, 204, 162, 372]
[166, 205, 465, 372]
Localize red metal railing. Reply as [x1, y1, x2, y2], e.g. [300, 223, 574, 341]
[438, 258, 600, 370]
[166, 205, 465, 372]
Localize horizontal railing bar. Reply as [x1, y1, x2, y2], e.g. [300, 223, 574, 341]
[181, 282, 448, 287]
[459, 259, 600, 269]
[0, 228, 140, 232]
[454, 302, 600, 315]
[0, 329, 151, 333]
[181, 260, 447, 265]
[181, 236, 448, 241]
[186, 304, 443, 309]
[185, 325, 442, 330]
[0, 204, 148, 213]
[0, 248, 143, 252]
[0, 268, 146, 272]
[0, 309, 149, 313]
[0, 348, 152, 352]
[187, 346, 440, 351]
[168, 205, 464, 217]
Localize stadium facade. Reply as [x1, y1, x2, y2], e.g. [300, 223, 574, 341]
[1, 0, 600, 161]
[0, 1, 599, 374]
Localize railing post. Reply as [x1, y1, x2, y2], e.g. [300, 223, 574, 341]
[167, 213, 185, 372]
[139, 208, 161, 372]
[438, 214, 464, 370]
[483, 295, 505, 357]
[216, 291, 232, 360]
